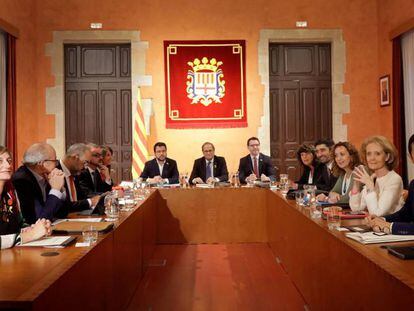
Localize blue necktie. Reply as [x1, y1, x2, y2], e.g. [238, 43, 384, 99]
[206, 161, 212, 181]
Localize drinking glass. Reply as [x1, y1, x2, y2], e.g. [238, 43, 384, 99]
[279, 174, 289, 194]
[82, 225, 98, 244]
[123, 188, 135, 211]
[105, 195, 120, 219]
[295, 191, 305, 206]
[326, 206, 342, 230]
[310, 203, 322, 219]
[247, 177, 255, 187]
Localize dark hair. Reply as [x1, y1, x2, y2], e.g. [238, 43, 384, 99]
[101, 145, 113, 157]
[296, 144, 317, 167]
[315, 139, 334, 149]
[153, 142, 167, 152]
[331, 142, 361, 177]
[409, 134, 414, 155]
[247, 137, 260, 146]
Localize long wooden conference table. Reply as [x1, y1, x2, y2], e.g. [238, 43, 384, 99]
[1, 187, 414, 310]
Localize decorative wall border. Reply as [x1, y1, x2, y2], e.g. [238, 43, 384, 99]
[258, 29, 349, 155]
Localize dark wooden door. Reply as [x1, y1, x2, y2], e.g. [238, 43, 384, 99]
[64, 44, 132, 184]
[269, 43, 332, 181]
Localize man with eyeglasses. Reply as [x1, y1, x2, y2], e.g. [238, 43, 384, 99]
[78, 143, 113, 196]
[190, 142, 228, 185]
[12, 143, 67, 224]
[58, 143, 101, 212]
[238, 137, 275, 184]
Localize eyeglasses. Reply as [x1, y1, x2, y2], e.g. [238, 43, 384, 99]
[92, 153, 103, 158]
[43, 159, 60, 165]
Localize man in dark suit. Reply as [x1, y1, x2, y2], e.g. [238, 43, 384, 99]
[238, 137, 275, 184]
[12, 143, 66, 224]
[190, 142, 228, 184]
[315, 139, 337, 190]
[58, 143, 100, 212]
[78, 143, 113, 196]
[140, 142, 179, 184]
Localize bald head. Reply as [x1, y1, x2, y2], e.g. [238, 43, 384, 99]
[23, 143, 56, 166]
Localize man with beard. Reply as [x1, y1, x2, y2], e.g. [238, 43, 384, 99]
[140, 142, 179, 184]
[315, 139, 337, 190]
[78, 143, 113, 196]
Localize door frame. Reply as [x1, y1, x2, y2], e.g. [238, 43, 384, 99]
[45, 30, 152, 158]
[258, 29, 349, 156]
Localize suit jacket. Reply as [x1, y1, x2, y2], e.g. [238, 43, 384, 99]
[78, 167, 113, 197]
[321, 163, 338, 191]
[295, 162, 331, 191]
[11, 165, 66, 224]
[140, 158, 179, 184]
[238, 153, 275, 184]
[386, 180, 414, 235]
[190, 156, 228, 184]
[56, 164, 90, 213]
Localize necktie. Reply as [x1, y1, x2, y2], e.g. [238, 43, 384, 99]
[206, 161, 212, 180]
[253, 157, 259, 178]
[68, 175, 77, 202]
[100, 171, 106, 182]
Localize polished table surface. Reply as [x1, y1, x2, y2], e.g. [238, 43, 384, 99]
[1, 187, 414, 310]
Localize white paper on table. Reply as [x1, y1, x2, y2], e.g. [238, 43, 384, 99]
[119, 181, 134, 188]
[19, 236, 73, 247]
[52, 218, 103, 226]
[346, 232, 414, 244]
[195, 184, 213, 189]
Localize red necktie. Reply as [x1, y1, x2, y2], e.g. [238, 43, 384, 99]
[100, 171, 106, 182]
[253, 157, 259, 178]
[68, 175, 77, 202]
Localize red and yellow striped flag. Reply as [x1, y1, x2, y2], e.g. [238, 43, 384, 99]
[132, 87, 148, 179]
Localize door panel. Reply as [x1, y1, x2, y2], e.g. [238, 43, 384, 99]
[269, 43, 332, 181]
[65, 44, 132, 184]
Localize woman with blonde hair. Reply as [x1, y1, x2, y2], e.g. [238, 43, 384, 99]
[317, 141, 361, 203]
[349, 136, 404, 216]
[0, 146, 51, 249]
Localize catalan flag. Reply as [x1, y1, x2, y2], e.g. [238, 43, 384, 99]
[132, 87, 148, 179]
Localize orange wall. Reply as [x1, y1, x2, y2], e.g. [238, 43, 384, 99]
[0, 0, 37, 159]
[0, 0, 408, 172]
[377, 0, 414, 141]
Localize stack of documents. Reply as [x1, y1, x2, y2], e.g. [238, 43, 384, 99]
[19, 236, 75, 247]
[346, 232, 414, 244]
[195, 184, 213, 188]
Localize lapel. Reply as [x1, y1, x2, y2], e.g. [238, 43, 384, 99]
[152, 159, 161, 176]
[200, 158, 206, 181]
[258, 153, 263, 175]
[247, 155, 254, 174]
[92, 169, 99, 192]
[24, 166, 46, 205]
[162, 160, 170, 178]
[213, 158, 217, 176]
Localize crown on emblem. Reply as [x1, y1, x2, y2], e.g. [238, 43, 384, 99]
[187, 57, 222, 72]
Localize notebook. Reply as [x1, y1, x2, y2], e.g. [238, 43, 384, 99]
[19, 236, 76, 247]
[346, 232, 414, 244]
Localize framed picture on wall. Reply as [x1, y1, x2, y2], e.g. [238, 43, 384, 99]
[380, 75, 390, 107]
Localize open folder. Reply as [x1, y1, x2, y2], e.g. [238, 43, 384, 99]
[346, 232, 414, 244]
[18, 236, 76, 247]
